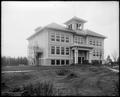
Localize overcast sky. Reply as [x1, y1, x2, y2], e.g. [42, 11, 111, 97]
[2, 1, 119, 59]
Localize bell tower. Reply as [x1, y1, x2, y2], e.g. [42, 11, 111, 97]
[64, 16, 87, 31]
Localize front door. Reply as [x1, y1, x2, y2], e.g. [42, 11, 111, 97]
[78, 57, 82, 64]
[82, 57, 84, 64]
[36, 52, 42, 65]
[78, 57, 84, 64]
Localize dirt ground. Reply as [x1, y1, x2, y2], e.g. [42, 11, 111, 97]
[2, 65, 119, 96]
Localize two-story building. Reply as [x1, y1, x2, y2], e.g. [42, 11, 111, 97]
[27, 16, 106, 66]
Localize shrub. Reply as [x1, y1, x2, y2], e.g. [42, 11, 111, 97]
[21, 81, 55, 96]
[91, 60, 102, 65]
[83, 60, 89, 64]
[55, 69, 70, 76]
[1, 82, 8, 90]
[113, 80, 119, 96]
[4, 81, 56, 96]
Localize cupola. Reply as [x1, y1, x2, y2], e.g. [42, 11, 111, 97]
[64, 16, 87, 31]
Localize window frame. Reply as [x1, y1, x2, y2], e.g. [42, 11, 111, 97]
[56, 46, 60, 54]
[61, 34, 65, 42]
[93, 40, 95, 45]
[61, 60, 65, 65]
[56, 34, 60, 42]
[66, 47, 69, 55]
[74, 36, 77, 43]
[89, 39, 92, 45]
[66, 36, 69, 43]
[56, 60, 60, 65]
[51, 60, 55, 65]
[51, 46, 55, 54]
[68, 24, 72, 29]
[66, 60, 69, 65]
[61, 47, 64, 55]
[51, 33, 55, 41]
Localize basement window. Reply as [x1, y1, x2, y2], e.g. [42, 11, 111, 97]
[66, 60, 69, 65]
[51, 60, 55, 65]
[61, 60, 65, 65]
[56, 60, 60, 65]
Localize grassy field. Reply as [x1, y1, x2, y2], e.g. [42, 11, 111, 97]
[1, 64, 119, 96]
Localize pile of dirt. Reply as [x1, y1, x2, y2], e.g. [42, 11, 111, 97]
[65, 73, 78, 80]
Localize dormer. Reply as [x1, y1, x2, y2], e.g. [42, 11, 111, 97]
[64, 16, 87, 31]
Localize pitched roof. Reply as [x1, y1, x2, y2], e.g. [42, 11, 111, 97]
[85, 29, 106, 38]
[45, 22, 75, 33]
[27, 22, 106, 40]
[64, 16, 87, 25]
[45, 23, 106, 38]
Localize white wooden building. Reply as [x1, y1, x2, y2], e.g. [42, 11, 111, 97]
[27, 16, 106, 66]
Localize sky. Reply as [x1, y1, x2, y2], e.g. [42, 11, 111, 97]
[2, 1, 119, 59]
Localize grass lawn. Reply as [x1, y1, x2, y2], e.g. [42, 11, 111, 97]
[1, 64, 119, 96]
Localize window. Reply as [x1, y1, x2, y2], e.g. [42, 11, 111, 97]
[74, 36, 77, 43]
[56, 34, 60, 42]
[66, 60, 69, 65]
[51, 46, 55, 54]
[76, 24, 79, 29]
[61, 60, 65, 65]
[68, 24, 72, 29]
[61, 35, 64, 42]
[66, 47, 69, 55]
[89, 39, 92, 45]
[99, 42, 102, 46]
[56, 47, 60, 54]
[96, 52, 99, 57]
[93, 50, 95, 56]
[99, 50, 102, 57]
[81, 38, 84, 44]
[61, 47, 64, 55]
[93, 40, 95, 45]
[79, 24, 82, 29]
[51, 33, 55, 41]
[51, 60, 55, 65]
[76, 24, 82, 29]
[56, 60, 60, 65]
[96, 41, 99, 46]
[66, 36, 69, 43]
[78, 37, 80, 44]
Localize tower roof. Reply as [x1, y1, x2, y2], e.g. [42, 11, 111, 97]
[64, 16, 87, 25]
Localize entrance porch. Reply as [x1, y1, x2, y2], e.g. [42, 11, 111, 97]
[71, 45, 93, 64]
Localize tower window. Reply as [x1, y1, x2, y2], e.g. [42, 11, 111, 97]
[68, 24, 72, 29]
[76, 23, 82, 29]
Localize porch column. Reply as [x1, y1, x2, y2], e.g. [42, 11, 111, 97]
[88, 50, 92, 63]
[86, 51, 89, 60]
[75, 49, 78, 64]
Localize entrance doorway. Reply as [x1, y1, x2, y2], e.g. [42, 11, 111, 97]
[78, 57, 84, 64]
[36, 52, 42, 65]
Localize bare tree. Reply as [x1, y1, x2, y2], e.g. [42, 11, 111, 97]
[111, 51, 118, 62]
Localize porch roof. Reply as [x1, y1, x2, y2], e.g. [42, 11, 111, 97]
[70, 44, 94, 50]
